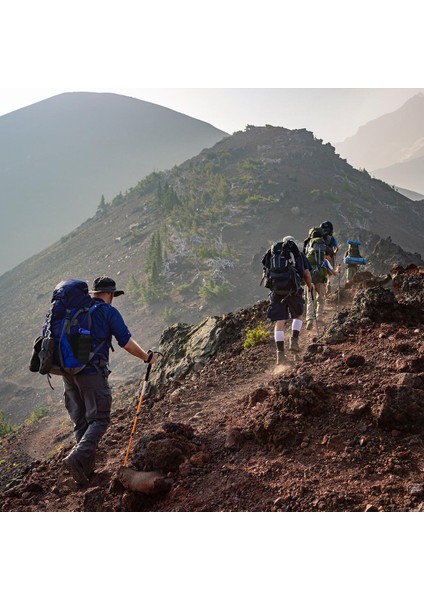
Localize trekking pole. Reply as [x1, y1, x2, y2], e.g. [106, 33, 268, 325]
[310, 288, 320, 337]
[123, 351, 162, 467]
[336, 265, 341, 313]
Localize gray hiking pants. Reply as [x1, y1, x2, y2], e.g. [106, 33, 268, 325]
[62, 372, 112, 464]
[306, 282, 326, 322]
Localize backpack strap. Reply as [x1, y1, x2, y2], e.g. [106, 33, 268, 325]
[57, 303, 109, 373]
[86, 302, 111, 364]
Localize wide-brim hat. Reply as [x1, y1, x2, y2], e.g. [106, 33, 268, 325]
[90, 276, 125, 297]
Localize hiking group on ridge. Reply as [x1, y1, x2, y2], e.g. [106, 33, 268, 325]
[28, 219, 363, 486]
[262, 221, 341, 365]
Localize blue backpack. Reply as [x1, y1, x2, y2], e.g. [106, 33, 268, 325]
[35, 279, 105, 376]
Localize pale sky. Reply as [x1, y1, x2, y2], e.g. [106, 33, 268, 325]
[1, 88, 423, 144]
[1, 2, 422, 144]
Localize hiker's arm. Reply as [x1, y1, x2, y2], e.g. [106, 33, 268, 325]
[325, 258, 339, 276]
[303, 269, 313, 290]
[124, 338, 157, 364]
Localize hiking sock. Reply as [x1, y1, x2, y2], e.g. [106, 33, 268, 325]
[274, 330, 284, 353]
[292, 319, 302, 334]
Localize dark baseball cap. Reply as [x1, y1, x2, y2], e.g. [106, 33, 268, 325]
[90, 276, 124, 297]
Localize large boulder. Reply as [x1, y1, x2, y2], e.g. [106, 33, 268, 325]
[150, 302, 267, 389]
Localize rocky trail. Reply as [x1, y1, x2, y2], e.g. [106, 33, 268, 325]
[1, 265, 424, 512]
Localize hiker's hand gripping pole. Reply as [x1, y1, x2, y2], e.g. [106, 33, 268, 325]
[123, 351, 162, 467]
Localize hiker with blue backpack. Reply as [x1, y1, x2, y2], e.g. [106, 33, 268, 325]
[30, 276, 157, 486]
[261, 236, 313, 365]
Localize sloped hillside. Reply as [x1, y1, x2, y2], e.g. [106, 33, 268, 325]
[0, 91, 227, 274]
[1, 125, 424, 426]
[1, 265, 423, 512]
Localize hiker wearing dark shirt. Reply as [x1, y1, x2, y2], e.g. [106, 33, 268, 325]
[62, 276, 157, 486]
[265, 236, 313, 365]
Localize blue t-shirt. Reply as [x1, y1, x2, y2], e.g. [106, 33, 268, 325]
[85, 299, 132, 371]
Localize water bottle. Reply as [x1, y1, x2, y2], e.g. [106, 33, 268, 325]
[76, 328, 92, 362]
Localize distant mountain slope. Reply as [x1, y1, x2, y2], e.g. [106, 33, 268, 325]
[396, 186, 424, 201]
[1, 125, 424, 425]
[372, 155, 424, 196]
[335, 93, 424, 194]
[0, 92, 227, 274]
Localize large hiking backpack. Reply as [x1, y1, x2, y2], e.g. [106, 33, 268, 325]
[303, 227, 324, 254]
[262, 240, 302, 296]
[30, 279, 105, 377]
[306, 236, 328, 284]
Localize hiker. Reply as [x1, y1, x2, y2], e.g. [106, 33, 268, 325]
[344, 240, 367, 283]
[320, 221, 339, 260]
[319, 221, 339, 293]
[303, 227, 318, 255]
[305, 251, 340, 330]
[262, 236, 313, 365]
[304, 223, 339, 262]
[61, 276, 157, 486]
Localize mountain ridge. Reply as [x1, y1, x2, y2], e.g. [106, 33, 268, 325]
[0, 92, 227, 274]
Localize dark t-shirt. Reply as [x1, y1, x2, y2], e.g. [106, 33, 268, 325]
[83, 299, 132, 372]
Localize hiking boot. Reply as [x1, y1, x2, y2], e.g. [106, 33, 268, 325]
[276, 351, 287, 365]
[63, 453, 89, 486]
[289, 337, 300, 353]
[306, 321, 313, 331]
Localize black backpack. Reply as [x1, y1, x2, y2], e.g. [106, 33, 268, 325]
[261, 240, 302, 296]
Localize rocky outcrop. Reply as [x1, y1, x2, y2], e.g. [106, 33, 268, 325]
[323, 271, 424, 344]
[150, 302, 267, 390]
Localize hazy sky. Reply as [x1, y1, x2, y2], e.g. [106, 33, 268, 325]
[0, 88, 422, 144]
[1, 2, 422, 146]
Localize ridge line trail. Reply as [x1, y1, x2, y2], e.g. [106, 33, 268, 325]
[170, 298, 343, 437]
[163, 332, 318, 436]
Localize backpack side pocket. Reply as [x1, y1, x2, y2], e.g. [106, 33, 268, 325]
[38, 337, 56, 375]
